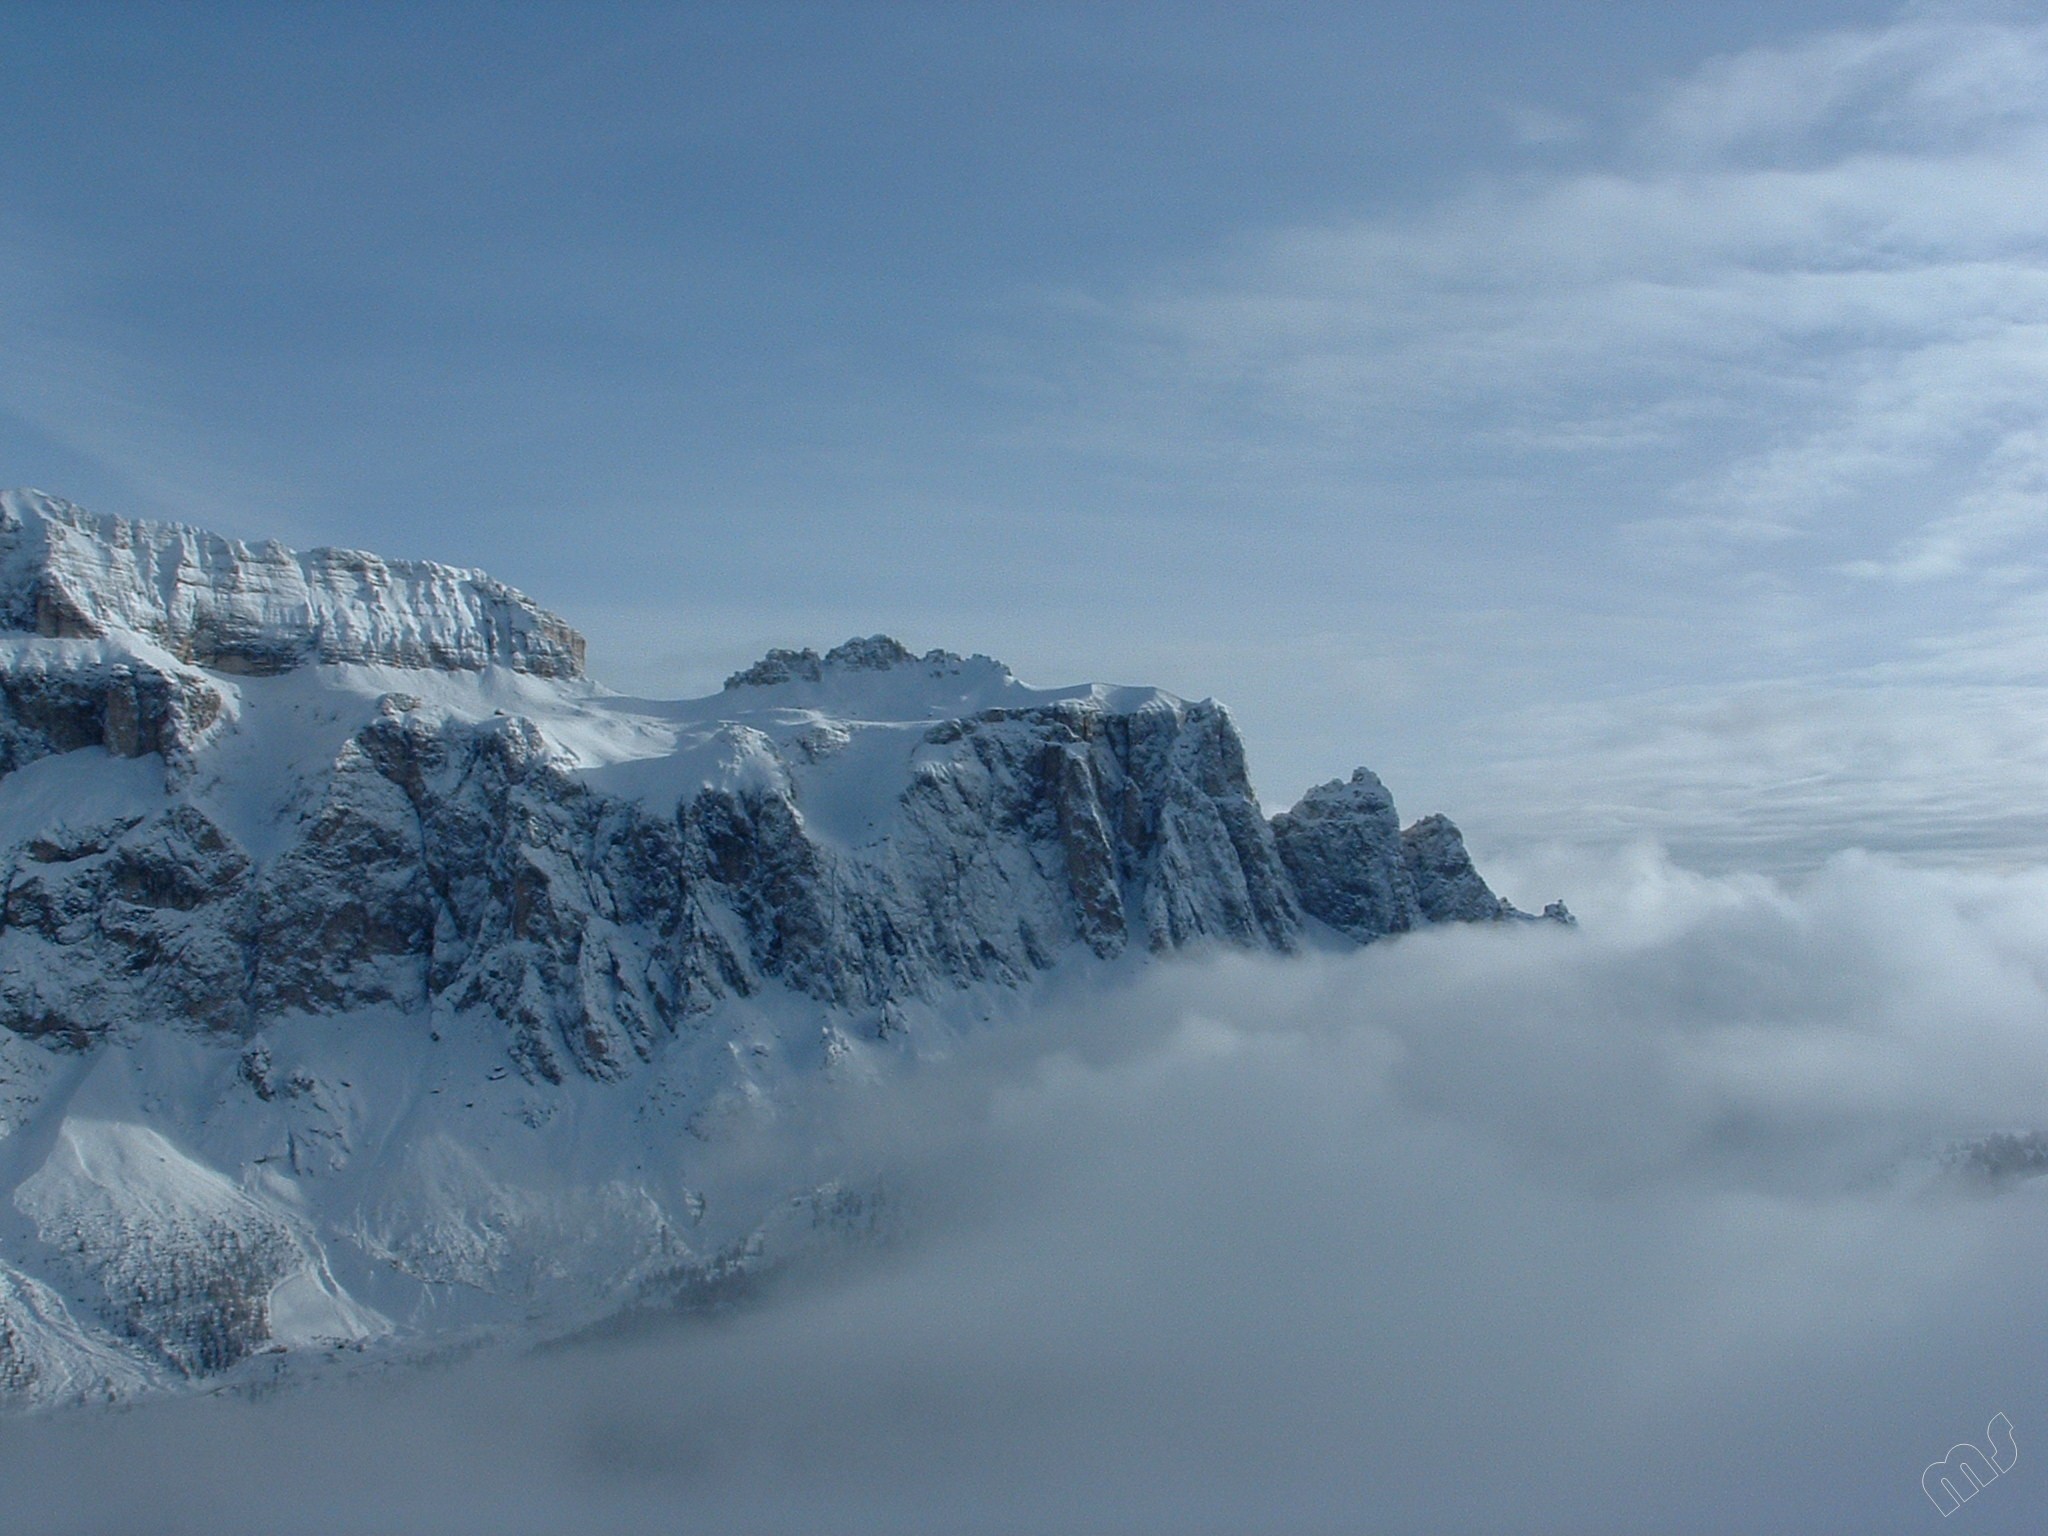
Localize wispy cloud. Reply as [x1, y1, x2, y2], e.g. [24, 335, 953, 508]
[1055, 15, 2048, 590]
[967, 10, 2048, 856]
[1459, 678, 2048, 872]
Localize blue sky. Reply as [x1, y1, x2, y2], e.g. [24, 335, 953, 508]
[5, 1, 2046, 870]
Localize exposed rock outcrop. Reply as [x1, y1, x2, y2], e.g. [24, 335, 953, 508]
[1273, 768, 1565, 941]
[0, 644, 225, 779]
[1271, 768, 1421, 942]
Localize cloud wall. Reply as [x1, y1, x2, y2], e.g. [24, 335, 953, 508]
[7, 846, 2048, 1535]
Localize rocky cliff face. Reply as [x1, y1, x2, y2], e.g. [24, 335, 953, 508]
[0, 631, 1548, 1081]
[0, 641, 226, 782]
[0, 493, 1566, 1406]
[1269, 768, 1564, 939]
[0, 490, 585, 678]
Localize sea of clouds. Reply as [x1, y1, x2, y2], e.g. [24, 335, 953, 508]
[5, 843, 2047, 1534]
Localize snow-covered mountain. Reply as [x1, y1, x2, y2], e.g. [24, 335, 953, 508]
[0, 490, 1565, 1406]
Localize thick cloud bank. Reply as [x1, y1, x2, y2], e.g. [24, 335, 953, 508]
[8, 847, 2048, 1535]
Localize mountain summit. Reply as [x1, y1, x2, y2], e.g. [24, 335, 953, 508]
[0, 492, 1565, 1405]
[0, 489, 585, 678]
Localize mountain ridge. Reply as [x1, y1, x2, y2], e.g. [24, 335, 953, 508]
[0, 490, 1567, 1406]
[0, 489, 586, 679]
